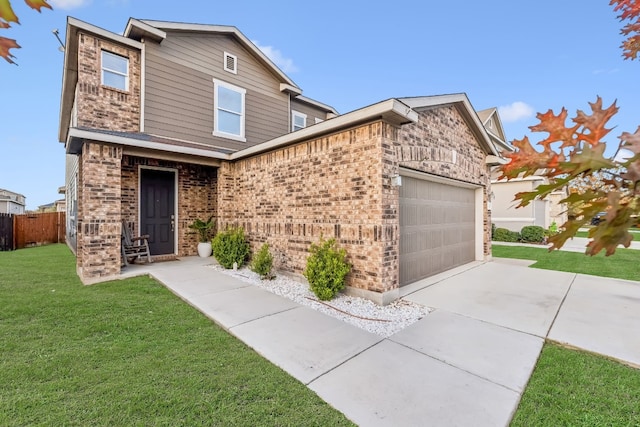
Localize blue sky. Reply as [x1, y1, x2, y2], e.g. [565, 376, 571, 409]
[1, 0, 637, 209]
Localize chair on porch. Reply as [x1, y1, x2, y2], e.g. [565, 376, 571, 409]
[121, 221, 152, 267]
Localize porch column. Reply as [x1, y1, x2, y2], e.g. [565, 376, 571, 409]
[77, 142, 122, 283]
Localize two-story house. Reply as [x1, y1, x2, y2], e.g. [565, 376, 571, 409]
[0, 188, 26, 215]
[59, 17, 503, 304]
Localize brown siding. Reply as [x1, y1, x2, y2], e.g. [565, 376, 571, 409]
[143, 32, 290, 151]
[75, 32, 141, 132]
[290, 98, 330, 130]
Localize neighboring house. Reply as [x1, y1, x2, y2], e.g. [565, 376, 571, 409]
[479, 108, 568, 232]
[37, 200, 66, 213]
[0, 188, 26, 215]
[58, 17, 503, 304]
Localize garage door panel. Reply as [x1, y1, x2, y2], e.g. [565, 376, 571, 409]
[399, 176, 476, 287]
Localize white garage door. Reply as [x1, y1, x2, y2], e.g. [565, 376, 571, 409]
[399, 175, 476, 286]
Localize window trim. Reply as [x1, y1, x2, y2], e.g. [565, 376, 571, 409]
[292, 110, 307, 132]
[101, 50, 129, 91]
[213, 78, 246, 142]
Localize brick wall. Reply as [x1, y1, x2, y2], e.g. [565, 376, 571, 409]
[394, 106, 492, 257]
[76, 142, 122, 281]
[219, 121, 394, 293]
[121, 155, 218, 256]
[76, 31, 141, 132]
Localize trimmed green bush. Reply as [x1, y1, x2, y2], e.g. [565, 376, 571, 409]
[493, 227, 520, 242]
[491, 222, 497, 240]
[521, 225, 545, 243]
[212, 227, 250, 269]
[250, 243, 274, 279]
[303, 238, 351, 301]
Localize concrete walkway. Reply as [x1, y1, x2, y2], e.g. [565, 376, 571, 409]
[123, 256, 640, 426]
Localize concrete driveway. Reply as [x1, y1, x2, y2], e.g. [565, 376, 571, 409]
[139, 256, 640, 426]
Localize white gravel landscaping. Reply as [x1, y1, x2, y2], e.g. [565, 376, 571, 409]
[208, 263, 431, 338]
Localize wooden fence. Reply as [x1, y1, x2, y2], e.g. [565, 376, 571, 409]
[0, 212, 66, 251]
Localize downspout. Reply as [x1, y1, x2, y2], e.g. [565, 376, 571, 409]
[140, 38, 146, 132]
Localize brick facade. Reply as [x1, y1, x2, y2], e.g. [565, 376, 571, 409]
[76, 31, 141, 132]
[76, 142, 122, 282]
[218, 122, 392, 294]
[219, 109, 492, 300]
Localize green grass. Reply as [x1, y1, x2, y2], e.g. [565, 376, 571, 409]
[512, 343, 640, 426]
[491, 245, 639, 281]
[0, 245, 354, 426]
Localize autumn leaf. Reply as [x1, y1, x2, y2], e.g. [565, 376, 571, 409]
[0, 36, 20, 64]
[498, 136, 561, 180]
[24, 0, 52, 12]
[572, 97, 619, 146]
[620, 126, 640, 154]
[610, 0, 640, 59]
[529, 108, 579, 149]
[585, 205, 635, 255]
[0, 0, 19, 26]
[563, 142, 616, 177]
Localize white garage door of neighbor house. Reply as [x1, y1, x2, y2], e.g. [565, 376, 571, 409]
[399, 175, 476, 287]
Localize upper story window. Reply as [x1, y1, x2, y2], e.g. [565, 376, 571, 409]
[292, 110, 307, 132]
[213, 79, 246, 141]
[101, 51, 129, 91]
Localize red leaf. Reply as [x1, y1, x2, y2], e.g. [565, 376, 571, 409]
[529, 108, 579, 149]
[620, 126, 640, 154]
[0, 36, 20, 64]
[572, 97, 619, 146]
[498, 136, 560, 180]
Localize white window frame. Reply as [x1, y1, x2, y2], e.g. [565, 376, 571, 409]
[292, 110, 307, 132]
[101, 50, 129, 91]
[223, 51, 238, 74]
[213, 79, 246, 142]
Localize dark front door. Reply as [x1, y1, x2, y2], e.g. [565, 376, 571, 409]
[140, 169, 175, 255]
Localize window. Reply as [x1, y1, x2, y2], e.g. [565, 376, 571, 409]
[292, 110, 307, 132]
[101, 51, 129, 91]
[224, 52, 237, 74]
[213, 79, 246, 141]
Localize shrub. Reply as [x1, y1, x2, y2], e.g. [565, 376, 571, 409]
[491, 223, 497, 240]
[493, 227, 520, 242]
[521, 225, 545, 243]
[211, 227, 250, 269]
[250, 243, 274, 279]
[303, 238, 351, 301]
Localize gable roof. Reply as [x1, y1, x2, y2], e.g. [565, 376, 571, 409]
[398, 94, 500, 156]
[125, 19, 301, 94]
[477, 107, 513, 152]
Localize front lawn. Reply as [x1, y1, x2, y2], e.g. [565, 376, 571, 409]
[491, 245, 638, 281]
[512, 343, 640, 426]
[0, 245, 353, 426]
[575, 229, 640, 240]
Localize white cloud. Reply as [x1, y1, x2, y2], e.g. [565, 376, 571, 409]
[253, 41, 298, 73]
[50, 0, 91, 9]
[498, 101, 535, 123]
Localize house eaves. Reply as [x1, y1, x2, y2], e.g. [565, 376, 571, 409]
[127, 19, 302, 95]
[58, 17, 144, 144]
[66, 128, 229, 165]
[399, 94, 501, 157]
[293, 95, 339, 116]
[63, 99, 415, 164]
[230, 98, 418, 160]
